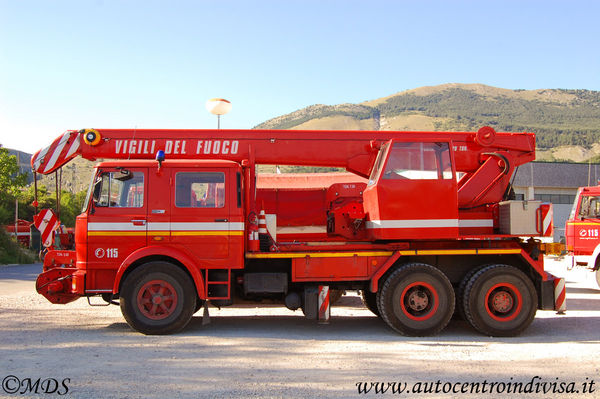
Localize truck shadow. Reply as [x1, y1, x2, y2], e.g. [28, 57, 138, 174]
[172, 313, 600, 345]
[96, 292, 600, 343]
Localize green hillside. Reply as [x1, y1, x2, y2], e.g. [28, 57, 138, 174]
[9, 84, 600, 188]
[256, 83, 600, 150]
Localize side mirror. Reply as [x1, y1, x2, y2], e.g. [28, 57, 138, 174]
[114, 168, 132, 181]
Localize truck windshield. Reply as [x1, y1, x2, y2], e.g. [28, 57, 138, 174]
[569, 188, 582, 220]
[82, 172, 97, 213]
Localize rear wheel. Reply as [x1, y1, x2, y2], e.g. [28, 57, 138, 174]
[463, 264, 537, 337]
[378, 263, 454, 336]
[120, 261, 196, 335]
[361, 290, 380, 316]
[455, 265, 488, 320]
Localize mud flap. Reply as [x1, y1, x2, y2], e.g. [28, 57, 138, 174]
[303, 286, 318, 320]
[540, 273, 566, 313]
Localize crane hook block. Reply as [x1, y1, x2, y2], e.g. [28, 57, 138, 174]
[81, 128, 101, 146]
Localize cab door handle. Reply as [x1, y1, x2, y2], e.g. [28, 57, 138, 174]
[214, 218, 228, 222]
[131, 219, 146, 226]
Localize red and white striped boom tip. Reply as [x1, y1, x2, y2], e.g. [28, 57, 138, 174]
[31, 130, 81, 174]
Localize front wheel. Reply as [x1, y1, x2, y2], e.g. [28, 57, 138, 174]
[120, 262, 196, 335]
[377, 263, 454, 336]
[463, 264, 537, 337]
[595, 269, 600, 289]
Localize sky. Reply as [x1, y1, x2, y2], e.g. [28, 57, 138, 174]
[1, 0, 599, 153]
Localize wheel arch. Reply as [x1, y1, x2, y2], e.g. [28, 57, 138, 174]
[590, 243, 600, 271]
[113, 246, 206, 299]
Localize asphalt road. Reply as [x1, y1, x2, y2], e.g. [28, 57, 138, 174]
[0, 259, 599, 398]
[0, 263, 40, 295]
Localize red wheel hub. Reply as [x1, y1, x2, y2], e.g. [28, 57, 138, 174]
[400, 282, 439, 321]
[491, 290, 513, 313]
[485, 283, 522, 322]
[407, 290, 429, 311]
[137, 280, 178, 320]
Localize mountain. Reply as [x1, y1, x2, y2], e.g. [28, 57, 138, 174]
[7, 149, 34, 184]
[5, 148, 95, 194]
[9, 83, 600, 192]
[255, 83, 600, 161]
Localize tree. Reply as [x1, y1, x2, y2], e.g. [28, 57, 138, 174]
[0, 147, 28, 199]
[0, 147, 29, 224]
[13, 185, 88, 227]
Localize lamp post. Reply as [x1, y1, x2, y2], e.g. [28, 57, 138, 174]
[205, 98, 232, 129]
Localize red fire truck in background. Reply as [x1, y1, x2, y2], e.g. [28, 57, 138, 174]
[31, 126, 565, 336]
[3, 219, 31, 247]
[566, 185, 600, 288]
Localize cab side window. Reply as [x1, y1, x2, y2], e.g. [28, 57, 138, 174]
[93, 170, 144, 208]
[175, 172, 225, 208]
[382, 142, 452, 180]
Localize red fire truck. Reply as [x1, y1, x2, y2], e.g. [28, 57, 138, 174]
[31, 127, 565, 336]
[3, 219, 31, 247]
[566, 185, 600, 288]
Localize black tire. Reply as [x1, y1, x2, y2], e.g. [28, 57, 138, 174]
[120, 262, 196, 335]
[463, 264, 537, 337]
[377, 263, 454, 336]
[361, 290, 380, 316]
[595, 269, 600, 289]
[455, 265, 489, 320]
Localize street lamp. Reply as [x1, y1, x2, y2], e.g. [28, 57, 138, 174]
[206, 98, 232, 129]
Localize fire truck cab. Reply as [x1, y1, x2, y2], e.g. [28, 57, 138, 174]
[566, 186, 600, 288]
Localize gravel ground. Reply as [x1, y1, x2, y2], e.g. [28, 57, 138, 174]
[0, 258, 599, 398]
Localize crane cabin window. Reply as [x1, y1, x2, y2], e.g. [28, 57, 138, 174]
[382, 142, 452, 180]
[175, 172, 225, 208]
[368, 142, 390, 186]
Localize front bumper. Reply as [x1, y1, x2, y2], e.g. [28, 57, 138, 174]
[36, 250, 81, 304]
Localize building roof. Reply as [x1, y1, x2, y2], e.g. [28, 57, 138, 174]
[513, 162, 600, 188]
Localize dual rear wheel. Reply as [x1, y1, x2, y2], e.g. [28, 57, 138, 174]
[461, 264, 537, 336]
[377, 263, 455, 336]
[376, 263, 537, 337]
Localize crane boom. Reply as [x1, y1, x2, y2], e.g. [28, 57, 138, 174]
[31, 127, 535, 178]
